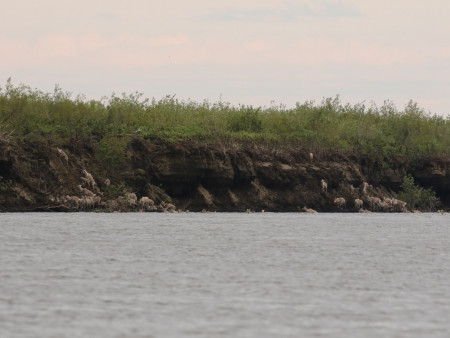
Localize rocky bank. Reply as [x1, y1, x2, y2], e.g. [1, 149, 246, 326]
[1, 136, 449, 212]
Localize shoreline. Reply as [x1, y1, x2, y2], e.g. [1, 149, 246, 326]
[1, 137, 449, 213]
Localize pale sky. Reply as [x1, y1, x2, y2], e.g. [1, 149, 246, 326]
[1, 0, 450, 115]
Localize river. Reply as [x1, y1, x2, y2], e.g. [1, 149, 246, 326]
[1, 212, 450, 337]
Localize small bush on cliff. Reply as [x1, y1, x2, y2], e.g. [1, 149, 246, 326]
[95, 136, 129, 170]
[397, 175, 440, 211]
[0, 176, 12, 192]
[103, 182, 127, 200]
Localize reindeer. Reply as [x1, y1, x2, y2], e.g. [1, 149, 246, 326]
[334, 197, 346, 210]
[321, 179, 328, 193]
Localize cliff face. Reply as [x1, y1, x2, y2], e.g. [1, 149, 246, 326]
[0, 136, 448, 212]
[411, 156, 450, 206]
[134, 139, 408, 212]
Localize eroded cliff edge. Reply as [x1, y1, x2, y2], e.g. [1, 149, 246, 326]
[1, 136, 449, 212]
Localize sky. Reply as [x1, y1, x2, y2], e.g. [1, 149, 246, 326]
[1, 0, 450, 115]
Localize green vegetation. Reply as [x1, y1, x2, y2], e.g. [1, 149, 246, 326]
[1, 78, 450, 160]
[95, 135, 130, 170]
[397, 175, 440, 211]
[102, 182, 127, 200]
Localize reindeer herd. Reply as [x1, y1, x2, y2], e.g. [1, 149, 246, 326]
[315, 179, 408, 213]
[52, 146, 417, 213]
[50, 147, 176, 212]
[50, 169, 177, 212]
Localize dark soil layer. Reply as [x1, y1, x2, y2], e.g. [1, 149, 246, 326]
[1, 137, 449, 212]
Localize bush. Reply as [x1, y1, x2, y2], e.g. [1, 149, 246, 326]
[95, 136, 129, 170]
[227, 106, 262, 133]
[2, 79, 450, 158]
[397, 175, 440, 211]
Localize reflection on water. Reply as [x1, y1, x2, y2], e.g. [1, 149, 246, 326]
[1, 212, 450, 337]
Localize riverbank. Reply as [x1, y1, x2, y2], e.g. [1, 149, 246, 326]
[1, 81, 449, 212]
[1, 136, 448, 212]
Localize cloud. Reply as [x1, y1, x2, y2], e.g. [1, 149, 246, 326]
[205, 1, 360, 22]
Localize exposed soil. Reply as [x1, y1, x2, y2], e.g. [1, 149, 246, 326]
[1, 136, 449, 212]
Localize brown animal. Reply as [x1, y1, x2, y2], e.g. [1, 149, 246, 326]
[321, 179, 328, 193]
[81, 169, 96, 189]
[56, 147, 68, 163]
[139, 197, 155, 212]
[302, 206, 318, 214]
[367, 196, 381, 211]
[354, 198, 363, 210]
[334, 197, 346, 210]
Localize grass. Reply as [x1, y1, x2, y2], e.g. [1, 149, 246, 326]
[1, 78, 450, 160]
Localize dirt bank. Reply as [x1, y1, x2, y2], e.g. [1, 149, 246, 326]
[0, 136, 448, 212]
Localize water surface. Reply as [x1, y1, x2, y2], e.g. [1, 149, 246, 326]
[1, 213, 449, 337]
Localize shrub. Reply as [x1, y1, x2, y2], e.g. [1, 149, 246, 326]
[2, 79, 450, 158]
[227, 106, 262, 133]
[95, 136, 129, 170]
[397, 175, 440, 211]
